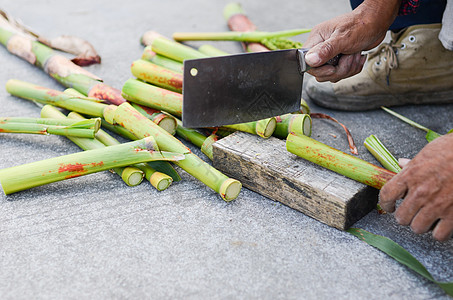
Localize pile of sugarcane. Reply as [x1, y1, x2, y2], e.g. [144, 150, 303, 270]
[0, 2, 397, 200]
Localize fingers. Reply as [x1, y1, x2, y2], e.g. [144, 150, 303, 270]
[307, 53, 366, 83]
[379, 174, 408, 213]
[433, 219, 453, 241]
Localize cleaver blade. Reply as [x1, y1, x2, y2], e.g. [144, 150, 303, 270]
[182, 48, 310, 128]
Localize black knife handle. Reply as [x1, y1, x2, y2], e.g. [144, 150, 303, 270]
[297, 48, 341, 74]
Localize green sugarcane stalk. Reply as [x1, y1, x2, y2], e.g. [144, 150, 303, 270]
[130, 103, 177, 135]
[364, 135, 402, 174]
[273, 113, 312, 139]
[122, 78, 182, 116]
[131, 59, 183, 93]
[7, 79, 182, 183]
[0, 117, 100, 129]
[101, 119, 139, 140]
[151, 37, 208, 62]
[198, 44, 230, 57]
[0, 27, 125, 105]
[175, 118, 218, 160]
[110, 102, 241, 201]
[0, 121, 98, 138]
[65, 87, 177, 135]
[141, 46, 184, 73]
[172, 29, 311, 42]
[6, 79, 110, 118]
[40, 105, 144, 187]
[0, 136, 184, 195]
[68, 111, 174, 191]
[286, 133, 396, 189]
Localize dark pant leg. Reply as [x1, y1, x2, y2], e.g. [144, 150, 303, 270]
[349, 0, 447, 30]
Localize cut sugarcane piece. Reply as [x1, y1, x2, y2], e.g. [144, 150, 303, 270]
[141, 46, 184, 73]
[381, 106, 442, 142]
[172, 29, 311, 42]
[131, 59, 182, 93]
[151, 37, 207, 62]
[0, 27, 125, 105]
[273, 113, 311, 139]
[175, 118, 218, 160]
[286, 133, 395, 189]
[300, 98, 310, 114]
[223, 117, 276, 139]
[0, 136, 184, 195]
[111, 102, 241, 201]
[130, 103, 177, 135]
[40, 105, 144, 187]
[198, 45, 229, 57]
[364, 135, 402, 173]
[68, 111, 174, 191]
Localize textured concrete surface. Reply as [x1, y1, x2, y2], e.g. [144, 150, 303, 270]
[0, 0, 452, 299]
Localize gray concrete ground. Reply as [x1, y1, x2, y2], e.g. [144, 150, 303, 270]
[0, 0, 452, 299]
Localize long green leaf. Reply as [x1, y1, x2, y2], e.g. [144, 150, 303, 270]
[347, 228, 453, 296]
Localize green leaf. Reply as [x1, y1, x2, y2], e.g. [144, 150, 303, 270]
[425, 130, 442, 142]
[347, 228, 453, 296]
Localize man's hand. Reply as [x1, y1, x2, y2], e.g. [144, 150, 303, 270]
[304, 0, 401, 82]
[379, 133, 453, 241]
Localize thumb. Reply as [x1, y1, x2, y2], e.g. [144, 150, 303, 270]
[305, 39, 339, 68]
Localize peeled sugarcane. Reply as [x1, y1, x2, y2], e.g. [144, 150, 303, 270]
[273, 113, 312, 139]
[7, 80, 240, 200]
[122, 78, 276, 138]
[0, 117, 100, 138]
[141, 46, 184, 73]
[175, 118, 218, 160]
[0, 27, 125, 105]
[364, 135, 402, 174]
[0, 136, 184, 195]
[110, 102, 242, 201]
[131, 59, 183, 93]
[65, 87, 177, 135]
[40, 105, 144, 187]
[68, 111, 174, 191]
[286, 133, 396, 189]
[172, 29, 311, 43]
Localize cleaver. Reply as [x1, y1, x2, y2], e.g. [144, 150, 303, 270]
[182, 48, 339, 128]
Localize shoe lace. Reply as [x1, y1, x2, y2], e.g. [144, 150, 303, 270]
[368, 40, 403, 85]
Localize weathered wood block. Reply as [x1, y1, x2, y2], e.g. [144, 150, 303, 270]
[212, 131, 378, 230]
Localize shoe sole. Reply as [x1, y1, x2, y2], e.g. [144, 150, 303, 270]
[308, 89, 453, 111]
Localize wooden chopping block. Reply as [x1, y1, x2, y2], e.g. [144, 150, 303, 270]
[212, 131, 378, 230]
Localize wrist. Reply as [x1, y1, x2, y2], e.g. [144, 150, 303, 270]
[355, 0, 401, 33]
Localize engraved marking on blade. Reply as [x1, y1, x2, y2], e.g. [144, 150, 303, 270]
[244, 90, 284, 121]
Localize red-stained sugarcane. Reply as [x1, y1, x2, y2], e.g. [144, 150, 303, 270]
[0, 27, 125, 105]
